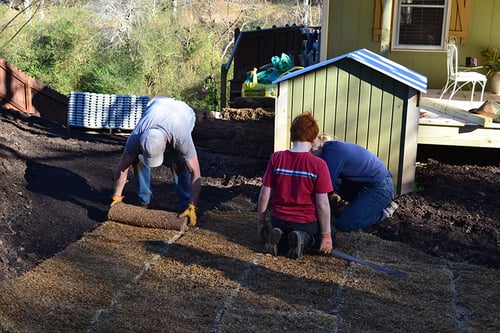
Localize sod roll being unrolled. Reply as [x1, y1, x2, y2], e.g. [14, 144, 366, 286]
[108, 202, 188, 231]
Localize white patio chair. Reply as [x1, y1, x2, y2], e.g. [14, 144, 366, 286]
[439, 43, 487, 102]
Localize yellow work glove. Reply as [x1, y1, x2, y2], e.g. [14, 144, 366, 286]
[111, 195, 124, 207]
[329, 192, 342, 203]
[179, 203, 199, 227]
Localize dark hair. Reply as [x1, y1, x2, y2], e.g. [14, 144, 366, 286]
[290, 112, 319, 143]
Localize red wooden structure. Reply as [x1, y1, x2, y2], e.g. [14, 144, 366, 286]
[0, 57, 68, 124]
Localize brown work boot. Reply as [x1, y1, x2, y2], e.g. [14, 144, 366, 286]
[263, 228, 284, 256]
[287, 231, 310, 260]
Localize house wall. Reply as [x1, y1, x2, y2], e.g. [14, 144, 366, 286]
[323, 0, 500, 90]
[275, 59, 419, 195]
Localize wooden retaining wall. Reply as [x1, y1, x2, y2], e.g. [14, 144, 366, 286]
[0, 57, 68, 124]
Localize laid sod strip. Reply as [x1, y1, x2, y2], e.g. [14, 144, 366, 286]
[331, 249, 407, 276]
[0, 209, 498, 332]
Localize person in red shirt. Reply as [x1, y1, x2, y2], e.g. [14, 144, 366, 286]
[257, 112, 334, 259]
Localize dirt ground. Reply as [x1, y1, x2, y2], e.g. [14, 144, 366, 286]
[0, 106, 499, 332]
[0, 105, 499, 282]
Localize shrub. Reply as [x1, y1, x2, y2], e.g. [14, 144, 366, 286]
[130, 13, 221, 105]
[481, 47, 500, 73]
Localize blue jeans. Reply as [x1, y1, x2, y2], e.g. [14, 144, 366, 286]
[334, 176, 394, 232]
[134, 150, 191, 210]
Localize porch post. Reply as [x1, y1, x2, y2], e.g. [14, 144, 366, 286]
[381, 0, 393, 57]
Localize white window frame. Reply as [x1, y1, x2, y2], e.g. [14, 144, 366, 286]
[392, 0, 452, 51]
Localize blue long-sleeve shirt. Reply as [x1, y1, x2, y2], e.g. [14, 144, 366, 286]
[321, 141, 391, 185]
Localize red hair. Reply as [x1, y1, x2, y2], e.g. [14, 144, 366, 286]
[290, 112, 319, 143]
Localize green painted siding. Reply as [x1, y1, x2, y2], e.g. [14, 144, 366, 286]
[276, 60, 417, 194]
[325, 0, 500, 90]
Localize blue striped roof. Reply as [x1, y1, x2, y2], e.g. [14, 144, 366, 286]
[274, 48, 427, 93]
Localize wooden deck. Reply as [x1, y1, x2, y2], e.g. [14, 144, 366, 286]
[418, 90, 500, 148]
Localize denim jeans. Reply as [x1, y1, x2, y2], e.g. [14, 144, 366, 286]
[334, 176, 394, 232]
[134, 151, 191, 210]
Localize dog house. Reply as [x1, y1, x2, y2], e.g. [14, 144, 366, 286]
[273, 48, 427, 195]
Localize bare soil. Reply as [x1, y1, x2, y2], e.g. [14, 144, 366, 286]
[0, 105, 499, 285]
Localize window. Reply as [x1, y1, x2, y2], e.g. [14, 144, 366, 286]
[393, 0, 450, 51]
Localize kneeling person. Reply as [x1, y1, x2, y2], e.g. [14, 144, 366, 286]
[313, 135, 397, 232]
[257, 112, 334, 259]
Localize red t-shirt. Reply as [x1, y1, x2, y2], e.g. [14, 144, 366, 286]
[262, 150, 333, 223]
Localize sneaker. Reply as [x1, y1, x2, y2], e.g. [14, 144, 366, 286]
[264, 228, 284, 256]
[383, 201, 399, 218]
[287, 231, 310, 259]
